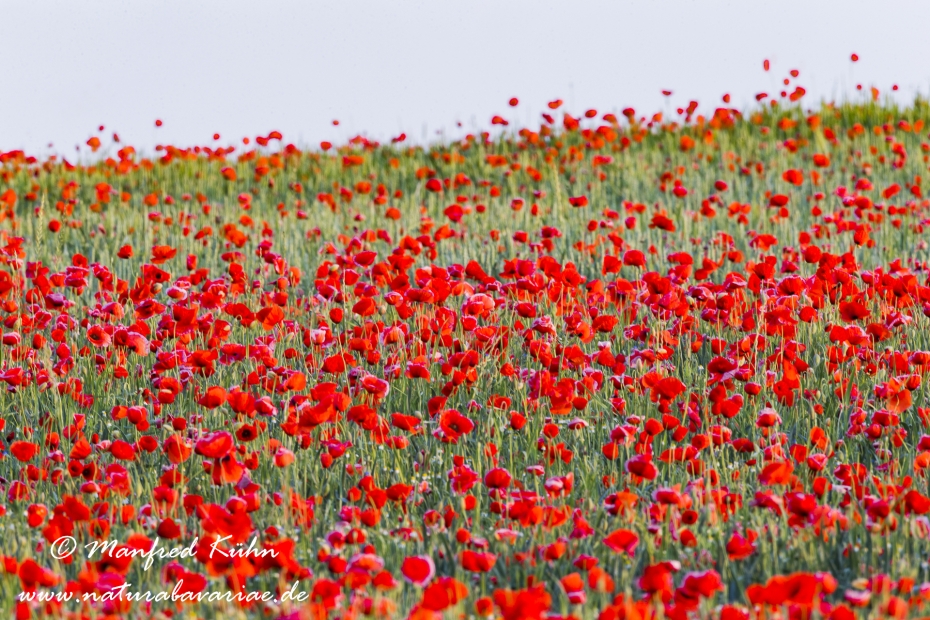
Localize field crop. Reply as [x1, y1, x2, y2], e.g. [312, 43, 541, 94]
[2, 94, 930, 619]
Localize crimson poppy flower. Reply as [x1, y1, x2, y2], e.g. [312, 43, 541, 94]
[401, 556, 434, 586]
[603, 528, 639, 556]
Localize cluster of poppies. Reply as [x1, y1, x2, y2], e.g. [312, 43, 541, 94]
[1, 93, 930, 619]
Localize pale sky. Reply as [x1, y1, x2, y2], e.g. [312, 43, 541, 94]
[3, 0, 930, 157]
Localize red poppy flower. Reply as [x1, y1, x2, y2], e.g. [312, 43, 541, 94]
[603, 528, 639, 556]
[401, 556, 434, 586]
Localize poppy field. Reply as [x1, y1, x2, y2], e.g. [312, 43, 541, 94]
[4, 91, 930, 620]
